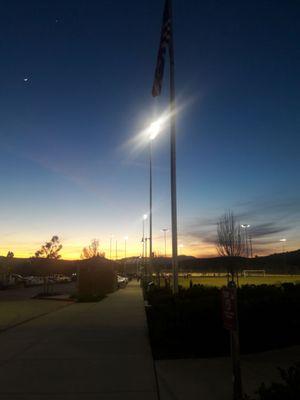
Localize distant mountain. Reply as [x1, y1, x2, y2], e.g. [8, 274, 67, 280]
[174, 249, 300, 274]
[1, 249, 300, 275]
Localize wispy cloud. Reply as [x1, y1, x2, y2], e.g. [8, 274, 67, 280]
[181, 196, 300, 255]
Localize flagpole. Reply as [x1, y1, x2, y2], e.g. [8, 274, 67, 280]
[168, 0, 178, 294]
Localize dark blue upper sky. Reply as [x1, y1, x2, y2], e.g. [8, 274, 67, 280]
[0, 0, 299, 258]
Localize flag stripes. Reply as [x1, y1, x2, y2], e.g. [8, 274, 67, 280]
[152, 0, 172, 97]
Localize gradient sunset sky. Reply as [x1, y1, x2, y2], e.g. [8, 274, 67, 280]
[0, 0, 299, 259]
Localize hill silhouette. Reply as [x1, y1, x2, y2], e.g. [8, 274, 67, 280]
[1, 249, 300, 275]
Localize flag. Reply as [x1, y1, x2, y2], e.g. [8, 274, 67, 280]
[152, 0, 172, 97]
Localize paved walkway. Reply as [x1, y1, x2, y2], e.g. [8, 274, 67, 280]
[156, 346, 300, 400]
[0, 281, 159, 400]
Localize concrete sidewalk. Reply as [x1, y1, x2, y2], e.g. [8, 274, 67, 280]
[0, 281, 159, 400]
[156, 346, 300, 400]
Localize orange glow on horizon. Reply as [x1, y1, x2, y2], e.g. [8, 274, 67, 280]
[0, 236, 297, 261]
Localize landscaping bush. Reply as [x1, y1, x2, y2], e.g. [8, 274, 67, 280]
[78, 258, 117, 297]
[146, 283, 300, 359]
[246, 363, 300, 400]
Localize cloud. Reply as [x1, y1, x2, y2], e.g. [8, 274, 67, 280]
[250, 222, 289, 238]
[181, 195, 300, 256]
[234, 196, 300, 223]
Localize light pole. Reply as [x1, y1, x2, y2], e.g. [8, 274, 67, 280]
[109, 235, 114, 260]
[148, 121, 161, 277]
[280, 238, 287, 271]
[124, 236, 128, 275]
[115, 239, 118, 260]
[241, 224, 251, 258]
[145, 237, 148, 260]
[248, 234, 253, 258]
[161, 228, 169, 257]
[142, 214, 148, 260]
[280, 238, 286, 253]
[124, 236, 128, 259]
[179, 243, 184, 256]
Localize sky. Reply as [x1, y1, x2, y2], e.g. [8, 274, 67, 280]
[0, 0, 299, 259]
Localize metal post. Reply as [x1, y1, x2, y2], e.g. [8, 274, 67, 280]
[145, 237, 148, 279]
[149, 141, 153, 274]
[142, 218, 145, 260]
[124, 239, 127, 275]
[110, 237, 112, 260]
[115, 240, 118, 260]
[145, 238, 148, 260]
[168, 0, 178, 294]
[249, 234, 253, 258]
[227, 281, 243, 400]
[245, 227, 249, 258]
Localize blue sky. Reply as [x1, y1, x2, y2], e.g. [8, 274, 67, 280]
[0, 0, 299, 258]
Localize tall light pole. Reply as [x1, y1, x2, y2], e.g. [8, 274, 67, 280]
[241, 224, 251, 258]
[280, 238, 286, 253]
[109, 235, 114, 260]
[161, 228, 169, 257]
[179, 243, 184, 256]
[142, 214, 148, 260]
[148, 120, 161, 282]
[124, 236, 128, 259]
[115, 239, 118, 260]
[249, 234, 253, 258]
[145, 237, 148, 266]
[148, 121, 161, 277]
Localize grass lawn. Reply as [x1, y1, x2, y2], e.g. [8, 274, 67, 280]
[176, 275, 300, 288]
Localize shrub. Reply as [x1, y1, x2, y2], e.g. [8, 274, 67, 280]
[146, 283, 300, 359]
[246, 363, 300, 400]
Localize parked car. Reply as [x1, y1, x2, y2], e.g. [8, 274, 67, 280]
[0, 273, 28, 289]
[24, 276, 44, 287]
[117, 275, 128, 288]
[52, 274, 72, 283]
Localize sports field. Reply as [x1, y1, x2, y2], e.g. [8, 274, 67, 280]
[174, 275, 300, 288]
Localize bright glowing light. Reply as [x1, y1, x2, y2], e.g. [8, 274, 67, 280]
[143, 214, 148, 220]
[149, 121, 162, 140]
[124, 236, 128, 241]
[147, 113, 172, 141]
[280, 238, 287, 242]
[241, 224, 250, 228]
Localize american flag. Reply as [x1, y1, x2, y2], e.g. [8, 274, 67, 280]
[152, 0, 172, 97]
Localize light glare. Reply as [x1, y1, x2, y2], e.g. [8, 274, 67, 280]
[149, 121, 161, 140]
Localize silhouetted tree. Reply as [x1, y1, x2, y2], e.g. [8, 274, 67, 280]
[6, 251, 14, 258]
[81, 239, 105, 259]
[216, 211, 244, 257]
[216, 210, 245, 281]
[35, 236, 62, 259]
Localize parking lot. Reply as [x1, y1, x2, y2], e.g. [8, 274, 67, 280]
[0, 282, 77, 332]
[0, 281, 77, 301]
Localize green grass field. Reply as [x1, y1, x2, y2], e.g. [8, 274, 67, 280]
[174, 275, 300, 288]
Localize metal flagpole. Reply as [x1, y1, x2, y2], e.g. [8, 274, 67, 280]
[142, 218, 145, 259]
[168, 0, 178, 294]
